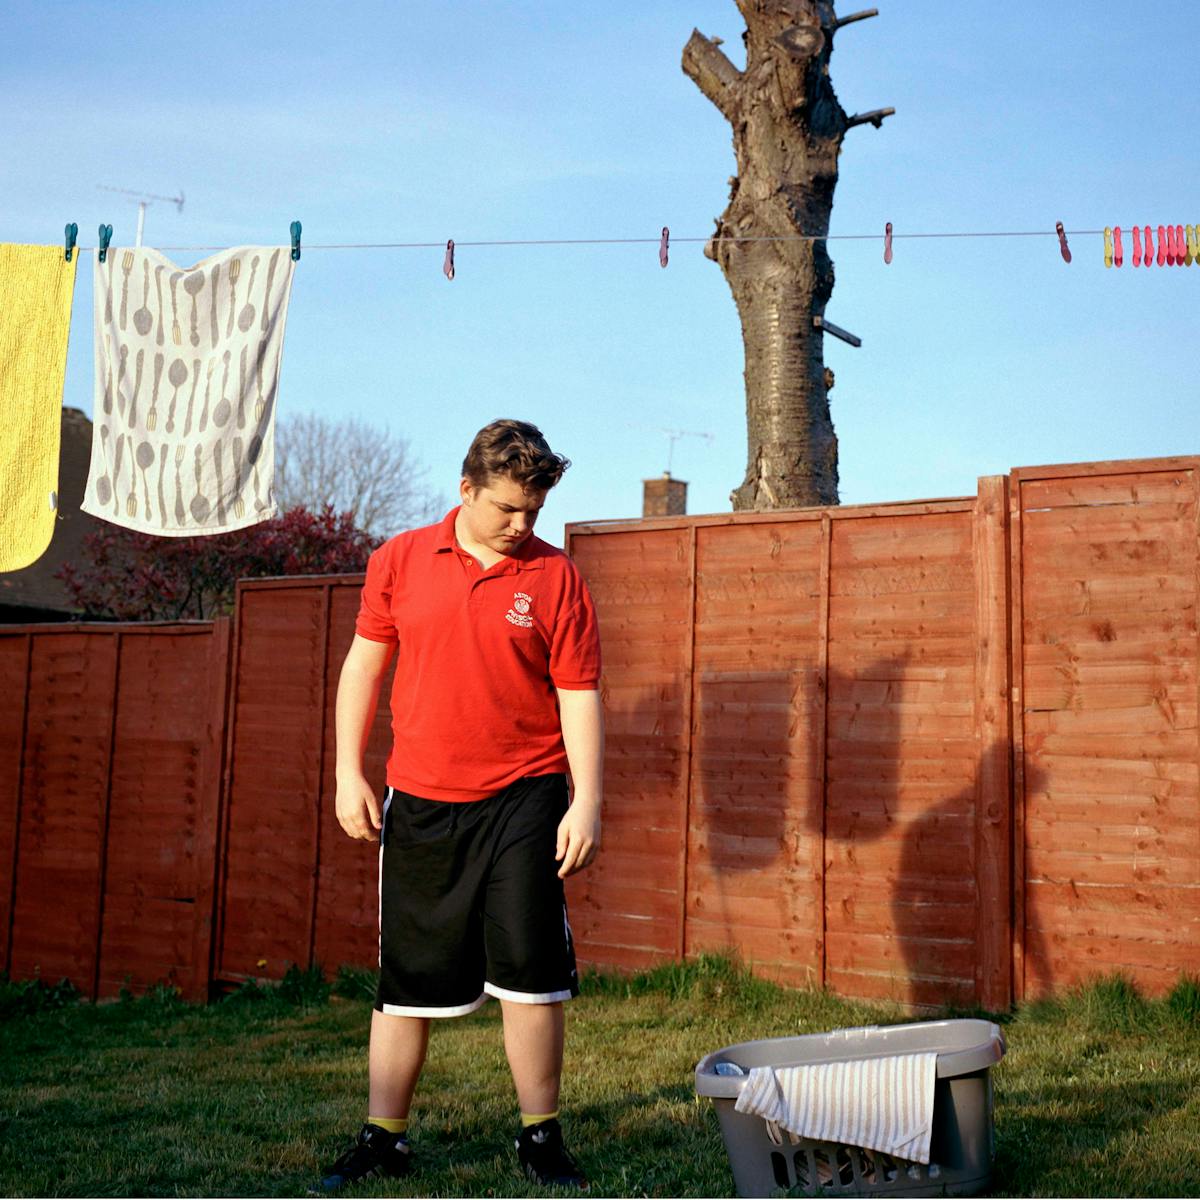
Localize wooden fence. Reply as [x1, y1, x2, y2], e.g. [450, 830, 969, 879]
[0, 621, 229, 1001]
[1, 455, 1196, 1008]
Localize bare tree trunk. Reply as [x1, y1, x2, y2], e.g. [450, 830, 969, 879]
[683, 1, 891, 509]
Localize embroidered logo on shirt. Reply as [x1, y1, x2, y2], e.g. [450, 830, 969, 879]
[505, 591, 534, 627]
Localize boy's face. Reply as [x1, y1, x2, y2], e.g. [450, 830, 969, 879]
[459, 474, 548, 556]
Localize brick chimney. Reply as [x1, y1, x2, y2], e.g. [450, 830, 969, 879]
[642, 472, 687, 518]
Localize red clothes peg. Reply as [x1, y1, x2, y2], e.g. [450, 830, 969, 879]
[1132, 225, 1142, 267]
[1143, 225, 1153, 267]
[443, 239, 455, 280]
[1156, 225, 1167, 266]
[659, 227, 669, 268]
[1175, 225, 1186, 266]
[883, 221, 893, 264]
[1056, 221, 1071, 263]
[1165, 225, 1177, 266]
[1113, 226, 1124, 267]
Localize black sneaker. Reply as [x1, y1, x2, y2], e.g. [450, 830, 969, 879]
[515, 1118, 588, 1189]
[314, 1123, 412, 1192]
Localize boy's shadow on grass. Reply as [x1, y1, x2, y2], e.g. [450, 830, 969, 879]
[992, 1075, 1197, 1196]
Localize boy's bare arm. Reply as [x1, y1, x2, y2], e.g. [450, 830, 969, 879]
[335, 634, 397, 841]
[554, 686, 604, 878]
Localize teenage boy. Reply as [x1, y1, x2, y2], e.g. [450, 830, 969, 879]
[317, 419, 603, 1192]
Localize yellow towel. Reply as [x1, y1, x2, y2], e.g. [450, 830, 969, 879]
[0, 244, 78, 571]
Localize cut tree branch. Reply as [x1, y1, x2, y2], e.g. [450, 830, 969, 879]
[682, 29, 743, 124]
[829, 8, 879, 31]
[846, 106, 895, 129]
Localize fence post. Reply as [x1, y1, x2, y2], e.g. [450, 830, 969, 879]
[191, 616, 233, 1002]
[973, 476, 1013, 1010]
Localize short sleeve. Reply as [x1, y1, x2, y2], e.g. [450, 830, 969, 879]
[355, 546, 398, 644]
[548, 569, 601, 689]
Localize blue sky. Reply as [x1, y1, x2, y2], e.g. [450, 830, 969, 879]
[2, 0, 1197, 544]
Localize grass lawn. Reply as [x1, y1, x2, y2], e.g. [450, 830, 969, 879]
[2, 958, 1198, 1197]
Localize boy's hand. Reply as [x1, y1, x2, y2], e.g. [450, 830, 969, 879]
[555, 801, 601, 878]
[335, 773, 382, 841]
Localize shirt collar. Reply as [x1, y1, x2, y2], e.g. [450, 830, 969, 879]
[433, 505, 545, 571]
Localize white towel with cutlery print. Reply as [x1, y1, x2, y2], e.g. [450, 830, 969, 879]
[734, 1052, 938, 1164]
[82, 245, 295, 534]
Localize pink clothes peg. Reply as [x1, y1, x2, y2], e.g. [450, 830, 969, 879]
[1113, 226, 1123, 267]
[1156, 225, 1167, 266]
[443, 239, 455, 281]
[1175, 225, 1186, 266]
[1143, 225, 1153, 267]
[1166, 225, 1177, 266]
[659, 227, 669, 268]
[1132, 225, 1142, 267]
[1056, 221, 1071, 263]
[884, 221, 893, 264]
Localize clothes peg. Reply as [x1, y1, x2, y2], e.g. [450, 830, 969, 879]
[63, 222, 78, 262]
[443, 239, 455, 281]
[1174, 225, 1185, 267]
[1056, 221, 1071, 263]
[1103, 227, 1113, 268]
[1185, 225, 1196, 267]
[1165, 224, 1177, 266]
[290, 220, 302, 262]
[883, 221, 893, 264]
[97, 223, 113, 264]
[1113, 226, 1123, 268]
[1156, 225, 1166, 266]
[659, 227, 669, 268]
[1143, 225, 1153, 268]
[1132, 225, 1142, 267]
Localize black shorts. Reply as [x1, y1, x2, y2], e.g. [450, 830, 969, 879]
[376, 772, 579, 1018]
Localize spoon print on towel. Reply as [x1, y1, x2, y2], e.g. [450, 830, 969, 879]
[190, 444, 211, 524]
[165, 358, 188, 433]
[133, 260, 153, 336]
[183, 270, 203, 347]
[238, 255, 259, 331]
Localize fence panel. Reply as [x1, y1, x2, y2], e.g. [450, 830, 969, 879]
[823, 506, 982, 1008]
[1015, 461, 1200, 997]
[0, 634, 30, 974]
[564, 528, 693, 971]
[687, 518, 825, 987]
[0, 623, 224, 1001]
[215, 577, 391, 986]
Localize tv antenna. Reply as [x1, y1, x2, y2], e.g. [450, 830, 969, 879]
[96, 185, 185, 247]
[628, 422, 715, 475]
[657, 427, 710, 472]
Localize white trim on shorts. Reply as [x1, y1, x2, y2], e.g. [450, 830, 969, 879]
[483, 981, 574, 1005]
[380, 994, 489, 1018]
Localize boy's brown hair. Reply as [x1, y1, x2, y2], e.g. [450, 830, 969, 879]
[461, 419, 570, 492]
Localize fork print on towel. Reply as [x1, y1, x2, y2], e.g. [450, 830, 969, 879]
[81, 245, 296, 536]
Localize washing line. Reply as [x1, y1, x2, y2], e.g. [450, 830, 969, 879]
[61, 228, 1129, 254]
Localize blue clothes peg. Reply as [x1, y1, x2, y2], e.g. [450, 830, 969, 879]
[98, 224, 114, 264]
[64, 222, 78, 262]
[290, 220, 302, 261]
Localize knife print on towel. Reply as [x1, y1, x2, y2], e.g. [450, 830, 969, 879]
[81, 245, 296, 535]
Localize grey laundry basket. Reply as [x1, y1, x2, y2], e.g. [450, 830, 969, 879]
[695, 1019, 1005, 1198]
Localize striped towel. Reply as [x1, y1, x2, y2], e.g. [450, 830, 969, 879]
[734, 1052, 938, 1164]
[81, 245, 295, 535]
[0, 244, 78, 571]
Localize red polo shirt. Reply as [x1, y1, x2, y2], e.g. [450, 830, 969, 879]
[354, 507, 601, 802]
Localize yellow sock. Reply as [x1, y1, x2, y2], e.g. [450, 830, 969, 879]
[521, 1110, 559, 1128]
[368, 1116, 408, 1135]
